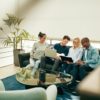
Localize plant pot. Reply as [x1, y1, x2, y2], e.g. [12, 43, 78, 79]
[13, 49, 25, 66]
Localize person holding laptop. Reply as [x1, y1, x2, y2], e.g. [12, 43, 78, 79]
[26, 32, 49, 76]
[61, 37, 83, 73]
[40, 35, 71, 72]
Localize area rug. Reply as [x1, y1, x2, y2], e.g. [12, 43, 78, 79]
[2, 75, 79, 100]
[2, 75, 25, 90]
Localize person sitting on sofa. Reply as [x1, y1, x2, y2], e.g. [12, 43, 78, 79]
[61, 37, 83, 73]
[26, 32, 49, 76]
[40, 35, 71, 72]
[67, 37, 100, 90]
[76, 37, 100, 79]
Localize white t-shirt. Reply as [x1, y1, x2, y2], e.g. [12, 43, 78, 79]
[67, 47, 83, 63]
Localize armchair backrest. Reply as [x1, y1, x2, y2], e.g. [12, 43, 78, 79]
[0, 80, 57, 100]
[0, 80, 5, 91]
[18, 53, 30, 67]
[0, 87, 47, 100]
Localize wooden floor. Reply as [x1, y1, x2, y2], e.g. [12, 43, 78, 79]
[0, 65, 20, 79]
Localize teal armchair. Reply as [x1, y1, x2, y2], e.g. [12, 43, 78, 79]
[0, 80, 57, 100]
[0, 80, 5, 91]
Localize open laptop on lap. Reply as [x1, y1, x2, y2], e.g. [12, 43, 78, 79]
[45, 48, 57, 58]
[45, 48, 73, 62]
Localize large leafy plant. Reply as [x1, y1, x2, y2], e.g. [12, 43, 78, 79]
[0, 14, 33, 49]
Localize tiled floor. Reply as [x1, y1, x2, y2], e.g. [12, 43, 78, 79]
[0, 65, 20, 79]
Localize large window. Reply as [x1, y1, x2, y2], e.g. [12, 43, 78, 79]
[0, 38, 13, 67]
[0, 38, 100, 67]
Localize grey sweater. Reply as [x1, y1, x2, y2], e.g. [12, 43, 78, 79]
[30, 42, 49, 60]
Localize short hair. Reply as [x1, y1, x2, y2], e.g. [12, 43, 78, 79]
[63, 35, 70, 41]
[38, 32, 46, 38]
[81, 37, 90, 43]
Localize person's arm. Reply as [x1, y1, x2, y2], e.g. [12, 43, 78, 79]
[53, 44, 62, 60]
[76, 49, 99, 66]
[54, 44, 60, 55]
[30, 42, 37, 58]
[85, 49, 99, 64]
[74, 48, 83, 63]
[67, 48, 71, 57]
[53, 44, 58, 51]
[64, 46, 70, 56]
[64, 48, 73, 64]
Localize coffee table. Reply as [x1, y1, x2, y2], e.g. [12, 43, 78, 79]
[16, 68, 73, 89]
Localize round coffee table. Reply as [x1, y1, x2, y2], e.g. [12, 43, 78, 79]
[16, 68, 73, 89]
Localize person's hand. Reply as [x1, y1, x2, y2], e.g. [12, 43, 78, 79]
[57, 53, 65, 56]
[65, 61, 72, 64]
[55, 55, 61, 60]
[76, 60, 85, 65]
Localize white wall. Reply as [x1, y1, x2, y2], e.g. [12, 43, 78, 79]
[19, 0, 100, 41]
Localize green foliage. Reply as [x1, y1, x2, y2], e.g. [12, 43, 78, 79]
[0, 14, 33, 49]
[3, 36, 13, 46]
[3, 14, 23, 26]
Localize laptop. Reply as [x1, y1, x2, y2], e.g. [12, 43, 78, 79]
[45, 48, 57, 58]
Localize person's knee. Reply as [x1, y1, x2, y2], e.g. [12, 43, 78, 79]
[34, 60, 40, 69]
[55, 59, 61, 64]
[79, 65, 85, 71]
[26, 64, 34, 68]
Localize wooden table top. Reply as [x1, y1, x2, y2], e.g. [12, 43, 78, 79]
[16, 68, 72, 86]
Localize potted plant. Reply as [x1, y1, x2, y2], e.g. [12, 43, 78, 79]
[0, 14, 33, 66]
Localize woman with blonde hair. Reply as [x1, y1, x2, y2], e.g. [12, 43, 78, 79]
[61, 37, 83, 73]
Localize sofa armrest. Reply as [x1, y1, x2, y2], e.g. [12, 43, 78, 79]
[0, 80, 5, 91]
[46, 85, 57, 100]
